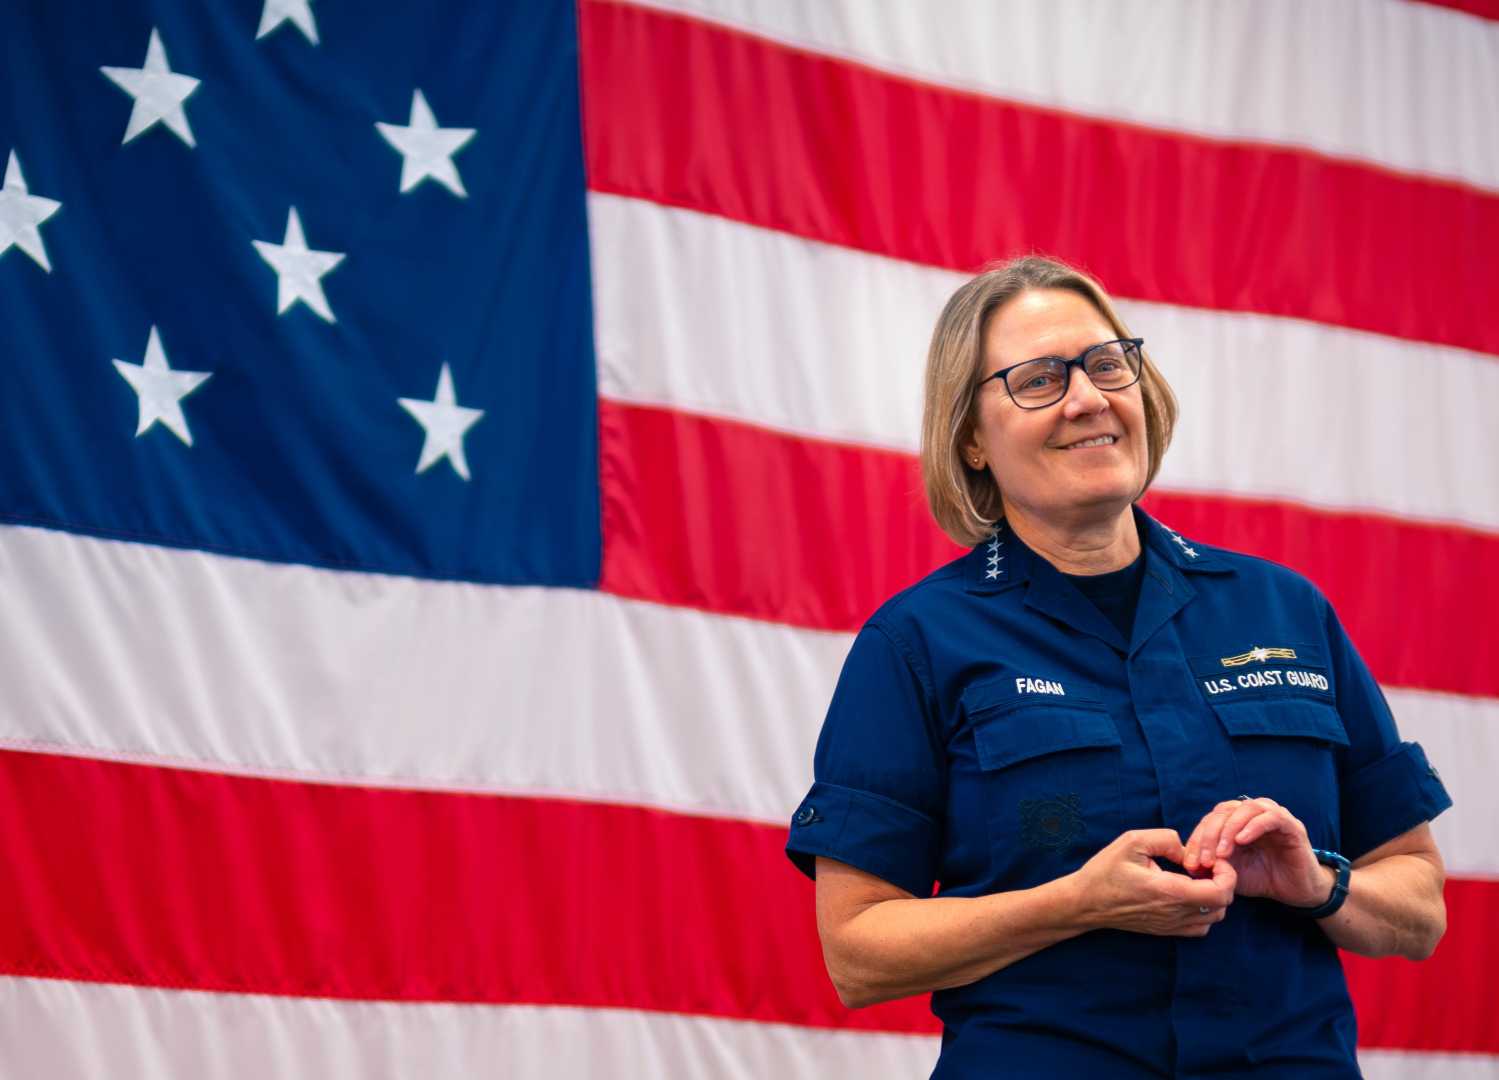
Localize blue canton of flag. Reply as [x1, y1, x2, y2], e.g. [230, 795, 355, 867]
[1, 0, 601, 586]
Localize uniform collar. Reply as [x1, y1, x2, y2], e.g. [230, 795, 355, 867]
[1137, 507, 1233, 576]
[962, 506, 1233, 654]
[965, 506, 1228, 592]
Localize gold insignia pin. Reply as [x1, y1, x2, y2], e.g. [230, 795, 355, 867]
[1220, 645, 1297, 667]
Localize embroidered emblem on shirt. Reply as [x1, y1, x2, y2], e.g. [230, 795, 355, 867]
[1019, 793, 1083, 850]
[1220, 645, 1298, 667]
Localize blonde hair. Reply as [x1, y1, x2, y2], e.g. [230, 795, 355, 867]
[920, 255, 1178, 547]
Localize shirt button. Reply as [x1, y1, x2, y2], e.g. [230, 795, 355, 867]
[794, 805, 818, 826]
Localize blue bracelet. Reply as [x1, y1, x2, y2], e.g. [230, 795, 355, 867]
[1297, 849, 1351, 918]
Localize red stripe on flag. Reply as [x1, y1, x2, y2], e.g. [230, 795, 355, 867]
[597, 397, 959, 630]
[1, 748, 1491, 1052]
[579, 0, 1499, 357]
[1344, 877, 1499, 1052]
[1411, 0, 1499, 21]
[598, 399, 1498, 698]
[0, 748, 932, 1035]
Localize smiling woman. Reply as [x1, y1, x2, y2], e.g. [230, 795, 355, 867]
[785, 255, 1452, 1078]
[922, 258, 1177, 554]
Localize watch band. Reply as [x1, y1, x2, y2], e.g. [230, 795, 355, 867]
[1298, 849, 1352, 919]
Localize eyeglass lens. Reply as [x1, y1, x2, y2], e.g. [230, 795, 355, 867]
[1006, 341, 1140, 408]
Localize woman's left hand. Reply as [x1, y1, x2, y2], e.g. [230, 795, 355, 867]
[1182, 797, 1331, 908]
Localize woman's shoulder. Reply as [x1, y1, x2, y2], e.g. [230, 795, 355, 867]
[866, 550, 975, 632]
[1175, 534, 1326, 602]
[1142, 512, 1324, 597]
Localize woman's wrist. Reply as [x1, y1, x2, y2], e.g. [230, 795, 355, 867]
[1296, 863, 1339, 910]
[1050, 869, 1101, 933]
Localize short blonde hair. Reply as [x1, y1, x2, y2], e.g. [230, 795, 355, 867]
[920, 255, 1178, 547]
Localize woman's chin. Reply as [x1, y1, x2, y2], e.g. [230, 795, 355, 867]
[1045, 471, 1141, 513]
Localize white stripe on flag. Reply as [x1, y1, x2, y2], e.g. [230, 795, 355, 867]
[0, 976, 942, 1080]
[0, 523, 1489, 875]
[1359, 1048, 1499, 1080]
[632, 0, 1499, 192]
[4, 976, 1495, 1079]
[589, 193, 1499, 533]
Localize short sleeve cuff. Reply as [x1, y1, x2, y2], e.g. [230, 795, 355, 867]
[1340, 741, 1453, 861]
[785, 781, 940, 898]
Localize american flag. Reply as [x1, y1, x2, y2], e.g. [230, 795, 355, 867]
[2, 1, 1495, 1076]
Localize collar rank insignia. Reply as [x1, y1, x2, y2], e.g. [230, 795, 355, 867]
[984, 525, 1005, 580]
[1164, 526, 1199, 559]
[1220, 645, 1298, 668]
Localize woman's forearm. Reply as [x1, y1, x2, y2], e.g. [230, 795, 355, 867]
[819, 831, 1237, 1007]
[824, 874, 1091, 1008]
[1317, 852, 1446, 960]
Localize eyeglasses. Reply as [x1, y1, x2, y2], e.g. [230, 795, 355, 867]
[978, 337, 1145, 409]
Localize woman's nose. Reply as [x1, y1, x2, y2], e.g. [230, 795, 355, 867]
[1059, 366, 1110, 419]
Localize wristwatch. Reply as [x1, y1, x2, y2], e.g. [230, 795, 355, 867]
[1297, 849, 1352, 919]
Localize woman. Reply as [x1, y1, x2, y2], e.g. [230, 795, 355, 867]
[785, 256, 1451, 1078]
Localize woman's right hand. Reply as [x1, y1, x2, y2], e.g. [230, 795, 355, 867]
[1070, 828, 1237, 937]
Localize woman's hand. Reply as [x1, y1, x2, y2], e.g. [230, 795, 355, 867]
[1071, 828, 1237, 937]
[1183, 797, 1331, 908]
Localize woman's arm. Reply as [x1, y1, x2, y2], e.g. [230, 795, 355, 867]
[1315, 823, 1445, 960]
[816, 828, 1237, 1009]
[1185, 801, 1446, 961]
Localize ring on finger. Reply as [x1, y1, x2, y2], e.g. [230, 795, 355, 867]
[1197, 906, 1211, 914]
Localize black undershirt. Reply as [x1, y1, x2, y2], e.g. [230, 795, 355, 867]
[1062, 550, 1146, 643]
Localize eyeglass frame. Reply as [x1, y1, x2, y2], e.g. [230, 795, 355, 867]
[977, 337, 1145, 409]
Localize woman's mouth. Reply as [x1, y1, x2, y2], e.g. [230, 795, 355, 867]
[1058, 435, 1118, 450]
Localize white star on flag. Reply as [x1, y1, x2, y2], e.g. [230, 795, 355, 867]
[252, 207, 345, 322]
[257, 0, 319, 44]
[398, 363, 484, 480]
[376, 89, 476, 197]
[112, 325, 213, 446]
[100, 28, 201, 147]
[0, 151, 61, 272]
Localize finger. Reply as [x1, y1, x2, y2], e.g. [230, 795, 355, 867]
[1214, 803, 1272, 857]
[1192, 802, 1247, 868]
[1159, 872, 1236, 910]
[1236, 806, 1304, 848]
[1127, 828, 1186, 862]
[1185, 808, 1232, 869]
[1210, 854, 1238, 902]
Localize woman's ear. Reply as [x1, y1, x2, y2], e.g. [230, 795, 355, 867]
[961, 430, 984, 471]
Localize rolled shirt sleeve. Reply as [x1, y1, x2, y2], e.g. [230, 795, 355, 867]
[1323, 596, 1453, 861]
[786, 621, 945, 898]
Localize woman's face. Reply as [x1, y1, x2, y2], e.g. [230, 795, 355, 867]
[966, 288, 1150, 526]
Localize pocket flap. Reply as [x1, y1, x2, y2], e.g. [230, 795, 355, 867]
[972, 705, 1121, 771]
[1212, 698, 1350, 747]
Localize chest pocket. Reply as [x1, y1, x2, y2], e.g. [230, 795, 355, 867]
[963, 680, 1123, 888]
[1209, 697, 1348, 849]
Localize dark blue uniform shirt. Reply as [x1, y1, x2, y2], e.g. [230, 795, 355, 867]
[786, 508, 1451, 1078]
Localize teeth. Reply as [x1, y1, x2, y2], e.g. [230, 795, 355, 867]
[1064, 435, 1116, 449]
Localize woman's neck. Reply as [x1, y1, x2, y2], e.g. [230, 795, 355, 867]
[1000, 501, 1141, 576]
